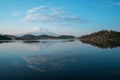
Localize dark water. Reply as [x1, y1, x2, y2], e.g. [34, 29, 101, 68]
[0, 40, 120, 80]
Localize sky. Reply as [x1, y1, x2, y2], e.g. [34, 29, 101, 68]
[0, 0, 120, 36]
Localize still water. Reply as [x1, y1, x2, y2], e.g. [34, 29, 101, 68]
[0, 40, 120, 80]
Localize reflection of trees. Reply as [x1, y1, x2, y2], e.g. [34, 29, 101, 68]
[80, 40, 120, 49]
[23, 54, 85, 72]
[0, 40, 14, 44]
[22, 40, 40, 43]
[110, 70, 120, 80]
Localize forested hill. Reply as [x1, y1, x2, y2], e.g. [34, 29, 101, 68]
[80, 30, 120, 48]
[80, 30, 120, 41]
[0, 35, 11, 40]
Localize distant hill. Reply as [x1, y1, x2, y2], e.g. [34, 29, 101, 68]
[57, 35, 75, 39]
[80, 30, 120, 41]
[0, 35, 11, 40]
[20, 34, 75, 40]
[20, 34, 37, 40]
[0, 34, 75, 40]
[80, 30, 120, 48]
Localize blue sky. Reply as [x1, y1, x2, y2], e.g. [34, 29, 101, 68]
[0, 0, 120, 36]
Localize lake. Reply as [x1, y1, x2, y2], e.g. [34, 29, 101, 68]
[0, 40, 120, 80]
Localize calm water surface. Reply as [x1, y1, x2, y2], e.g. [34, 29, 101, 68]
[0, 40, 120, 80]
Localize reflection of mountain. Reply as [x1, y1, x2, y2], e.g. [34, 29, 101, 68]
[23, 54, 85, 72]
[80, 30, 120, 49]
[22, 40, 75, 51]
[0, 40, 14, 44]
[22, 41, 59, 51]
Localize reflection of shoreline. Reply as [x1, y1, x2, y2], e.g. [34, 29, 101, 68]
[22, 41, 59, 51]
[21, 40, 75, 51]
[0, 40, 15, 44]
[80, 40, 120, 49]
[23, 40, 40, 43]
[2, 40, 74, 51]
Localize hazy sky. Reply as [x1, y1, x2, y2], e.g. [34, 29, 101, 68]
[0, 0, 120, 36]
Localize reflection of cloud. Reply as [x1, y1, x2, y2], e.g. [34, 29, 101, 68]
[23, 54, 85, 72]
[31, 45, 46, 51]
[11, 61, 23, 67]
[11, 11, 22, 16]
[28, 65, 46, 72]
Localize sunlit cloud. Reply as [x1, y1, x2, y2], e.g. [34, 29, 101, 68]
[22, 5, 88, 24]
[23, 13, 88, 23]
[11, 11, 22, 16]
[23, 54, 85, 72]
[109, 2, 120, 7]
[11, 61, 23, 67]
[27, 5, 48, 14]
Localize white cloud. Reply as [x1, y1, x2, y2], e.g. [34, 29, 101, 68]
[110, 2, 120, 7]
[23, 14, 61, 22]
[23, 13, 87, 23]
[32, 27, 47, 32]
[70, 16, 87, 23]
[50, 7, 63, 11]
[11, 11, 22, 16]
[22, 5, 88, 24]
[49, 11, 65, 16]
[33, 27, 40, 32]
[27, 5, 47, 14]
[27, 5, 63, 14]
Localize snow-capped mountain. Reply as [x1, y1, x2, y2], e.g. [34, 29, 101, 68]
[17, 27, 59, 36]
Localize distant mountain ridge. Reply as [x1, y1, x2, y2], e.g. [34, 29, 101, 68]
[0, 34, 75, 40]
[20, 34, 75, 40]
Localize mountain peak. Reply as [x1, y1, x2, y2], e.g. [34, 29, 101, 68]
[32, 27, 48, 32]
[18, 27, 59, 36]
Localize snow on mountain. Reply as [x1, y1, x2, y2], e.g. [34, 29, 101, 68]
[17, 27, 59, 36]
